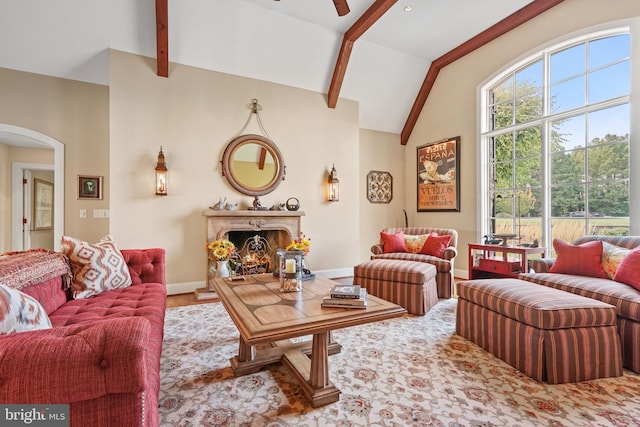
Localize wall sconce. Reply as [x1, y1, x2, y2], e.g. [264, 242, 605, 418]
[327, 164, 339, 202]
[155, 147, 168, 196]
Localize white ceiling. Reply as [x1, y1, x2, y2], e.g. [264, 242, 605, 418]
[0, 0, 533, 145]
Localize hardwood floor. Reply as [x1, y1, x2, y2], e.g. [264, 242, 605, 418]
[166, 276, 355, 308]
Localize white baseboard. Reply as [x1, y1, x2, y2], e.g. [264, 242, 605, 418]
[165, 268, 356, 296]
[455, 268, 468, 281]
[166, 281, 204, 295]
[314, 267, 354, 279]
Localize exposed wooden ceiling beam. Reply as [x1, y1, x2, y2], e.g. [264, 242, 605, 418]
[156, 0, 169, 77]
[327, 0, 397, 108]
[400, 0, 565, 145]
[333, 0, 350, 17]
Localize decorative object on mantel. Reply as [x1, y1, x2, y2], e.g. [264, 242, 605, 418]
[206, 238, 236, 280]
[155, 147, 168, 196]
[225, 201, 238, 211]
[367, 170, 393, 204]
[220, 99, 286, 209]
[250, 195, 269, 211]
[327, 164, 340, 202]
[210, 197, 226, 210]
[286, 197, 300, 211]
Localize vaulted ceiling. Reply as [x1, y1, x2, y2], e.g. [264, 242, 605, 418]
[1, 0, 564, 145]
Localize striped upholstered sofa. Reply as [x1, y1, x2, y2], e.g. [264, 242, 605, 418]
[370, 227, 458, 299]
[521, 235, 640, 374]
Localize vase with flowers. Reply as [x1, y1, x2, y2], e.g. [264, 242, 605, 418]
[285, 232, 314, 280]
[206, 238, 236, 278]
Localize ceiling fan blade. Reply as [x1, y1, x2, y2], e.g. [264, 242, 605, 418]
[333, 0, 350, 16]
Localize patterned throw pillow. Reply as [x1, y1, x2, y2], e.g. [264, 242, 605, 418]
[403, 234, 431, 254]
[601, 242, 631, 280]
[0, 284, 52, 334]
[549, 239, 608, 278]
[61, 235, 132, 299]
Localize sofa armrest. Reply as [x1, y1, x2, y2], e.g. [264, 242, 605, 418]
[371, 244, 384, 255]
[442, 246, 457, 261]
[528, 258, 555, 273]
[0, 317, 151, 404]
[121, 248, 166, 285]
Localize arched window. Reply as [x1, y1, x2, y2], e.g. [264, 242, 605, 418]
[480, 28, 631, 250]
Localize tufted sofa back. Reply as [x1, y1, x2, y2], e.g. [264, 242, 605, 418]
[121, 248, 166, 285]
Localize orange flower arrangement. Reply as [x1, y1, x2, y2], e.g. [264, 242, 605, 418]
[286, 232, 311, 255]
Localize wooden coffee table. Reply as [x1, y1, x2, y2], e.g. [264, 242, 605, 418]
[211, 274, 406, 407]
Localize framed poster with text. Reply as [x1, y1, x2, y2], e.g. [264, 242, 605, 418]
[417, 136, 460, 212]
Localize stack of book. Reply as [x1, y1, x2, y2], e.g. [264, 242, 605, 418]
[321, 284, 368, 309]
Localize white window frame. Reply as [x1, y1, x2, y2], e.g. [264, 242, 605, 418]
[477, 21, 639, 247]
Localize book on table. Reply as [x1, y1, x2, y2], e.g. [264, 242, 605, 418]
[329, 284, 362, 299]
[322, 288, 368, 309]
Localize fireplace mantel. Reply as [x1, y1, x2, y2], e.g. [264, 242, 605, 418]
[203, 209, 305, 241]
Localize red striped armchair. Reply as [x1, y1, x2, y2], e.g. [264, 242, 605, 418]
[371, 227, 458, 298]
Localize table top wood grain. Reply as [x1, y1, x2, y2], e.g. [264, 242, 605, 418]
[211, 274, 407, 345]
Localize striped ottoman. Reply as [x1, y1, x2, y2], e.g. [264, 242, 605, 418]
[456, 278, 622, 384]
[353, 259, 437, 315]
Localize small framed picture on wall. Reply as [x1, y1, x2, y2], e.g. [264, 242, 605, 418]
[78, 175, 103, 200]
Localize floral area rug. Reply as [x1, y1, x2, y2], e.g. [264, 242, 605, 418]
[159, 298, 640, 426]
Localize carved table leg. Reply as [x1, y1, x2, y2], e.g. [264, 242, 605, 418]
[281, 331, 341, 407]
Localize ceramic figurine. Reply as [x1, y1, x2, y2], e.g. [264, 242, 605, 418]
[210, 197, 226, 210]
[225, 202, 238, 211]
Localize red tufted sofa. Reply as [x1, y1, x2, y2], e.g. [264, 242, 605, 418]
[0, 248, 166, 427]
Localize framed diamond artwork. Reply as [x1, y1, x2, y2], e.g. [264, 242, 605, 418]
[367, 171, 392, 204]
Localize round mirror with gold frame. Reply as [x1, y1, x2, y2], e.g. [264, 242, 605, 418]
[221, 134, 285, 197]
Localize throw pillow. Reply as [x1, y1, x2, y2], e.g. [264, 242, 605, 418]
[549, 239, 607, 278]
[601, 242, 631, 280]
[403, 234, 431, 254]
[381, 231, 408, 253]
[421, 234, 452, 258]
[61, 235, 133, 299]
[614, 246, 640, 291]
[0, 284, 52, 335]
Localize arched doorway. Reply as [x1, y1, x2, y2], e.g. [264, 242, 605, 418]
[0, 124, 64, 250]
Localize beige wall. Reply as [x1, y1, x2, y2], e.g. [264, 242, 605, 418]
[404, 0, 640, 275]
[108, 50, 369, 285]
[358, 129, 407, 261]
[0, 68, 110, 247]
